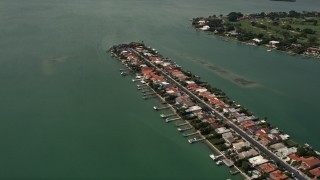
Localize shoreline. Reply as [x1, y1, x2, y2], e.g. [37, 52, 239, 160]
[147, 82, 250, 179]
[109, 42, 318, 180]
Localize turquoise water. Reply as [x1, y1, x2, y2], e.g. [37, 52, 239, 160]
[0, 0, 319, 179]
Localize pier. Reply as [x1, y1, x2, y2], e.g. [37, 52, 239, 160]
[160, 113, 176, 118]
[175, 122, 188, 127]
[143, 95, 157, 100]
[222, 159, 234, 167]
[182, 131, 199, 137]
[230, 169, 240, 175]
[209, 154, 223, 161]
[142, 92, 156, 96]
[177, 126, 192, 132]
[153, 106, 170, 111]
[165, 117, 181, 123]
[188, 137, 205, 144]
[137, 86, 149, 90]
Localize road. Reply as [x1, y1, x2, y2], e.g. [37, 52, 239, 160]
[130, 49, 308, 180]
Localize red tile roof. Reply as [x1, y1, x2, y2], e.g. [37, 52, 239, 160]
[309, 167, 320, 178]
[288, 154, 302, 161]
[257, 163, 276, 173]
[270, 170, 288, 180]
[242, 121, 255, 128]
[300, 157, 320, 170]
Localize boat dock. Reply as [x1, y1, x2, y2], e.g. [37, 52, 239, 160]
[142, 92, 156, 96]
[222, 159, 234, 167]
[165, 117, 181, 123]
[188, 137, 205, 144]
[153, 106, 170, 111]
[143, 95, 157, 100]
[176, 122, 188, 127]
[230, 169, 239, 175]
[209, 154, 223, 161]
[177, 126, 192, 132]
[182, 131, 199, 137]
[160, 113, 176, 118]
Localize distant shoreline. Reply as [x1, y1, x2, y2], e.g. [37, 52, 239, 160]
[192, 11, 320, 59]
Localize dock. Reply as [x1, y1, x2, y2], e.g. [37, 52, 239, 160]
[160, 113, 176, 118]
[182, 131, 199, 137]
[175, 122, 188, 127]
[142, 92, 155, 96]
[230, 169, 239, 175]
[143, 95, 157, 100]
[153, 106, 170, 111]
[165, 117, 181, 123]
[188, 137, 205, 144]
[222, 159, 234, 167]
[177, 126, 192, 132]
[209, 154, 223, 161]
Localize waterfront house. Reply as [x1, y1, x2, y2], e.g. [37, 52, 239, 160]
[215, 127, 231, 134]
[252, 38, 263, 44]
[232, 141, 251, 153]
[269, 170, 288, 180]
[256, 162, 277, 174]
[300, 157, 320, 170]
[238, 149, 259, 159]
[260, 137, 272, 146]
[235, 115, 256, 123]
[307, 47, 320, 54]
[255, 130, 268, 140]
[185, 106, 202, 113]
[269, 143, 286, 152]
[198, 20, 206, 25]
[275, 147, 297, 159]
[247, 125, 261, 134]
[309, 167, 320, 179]
[269, 41, 280, 48]
[249, 155, 268, 167]
[166, 87, 181, 96]
[200, 25, 210, 31]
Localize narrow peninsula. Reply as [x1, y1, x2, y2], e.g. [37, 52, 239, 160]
[108, 42, 320, 180]
[192, 11, 320, 58]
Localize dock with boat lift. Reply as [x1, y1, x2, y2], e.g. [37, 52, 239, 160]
[160, 113, 176, 118]
[143, 95, 157, 100]
[153, 105, 170, 111]
[182, 131, 199, 137]
[209, 154, 223, 161]
[177, 126, 192, 132]
[222, 159, 234, 167]
[165, 117, 181, 123]
[188, 137, 205, 144]
[142, 92, 156, 96]
[175, 122, 188, 127]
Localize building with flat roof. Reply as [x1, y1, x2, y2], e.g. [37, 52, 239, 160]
[248, 155, 268, 167]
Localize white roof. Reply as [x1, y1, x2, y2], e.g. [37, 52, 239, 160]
[200, 25, 210, 30]
[186, 106, 202, 112]
[249, 155, 268, 167]
[196, 88, 207, 93]
[252, 38, 262, 43]
[216, 127, 231, 134]
[269, 41, 280, 44]
[186, 81, 195, 84]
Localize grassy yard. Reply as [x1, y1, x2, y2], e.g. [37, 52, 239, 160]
[225, 16, 320, 45]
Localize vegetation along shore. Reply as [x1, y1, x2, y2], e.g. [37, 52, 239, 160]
[108, 42, 320, 179]
[192, 11, 320, 59]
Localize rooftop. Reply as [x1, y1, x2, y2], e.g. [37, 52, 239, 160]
[249, 155, 268, 167]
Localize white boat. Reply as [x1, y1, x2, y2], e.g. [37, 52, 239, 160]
[209, 154, 216, 160]
[267, 49, 272, 52]
[216, 160, 223, 165]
